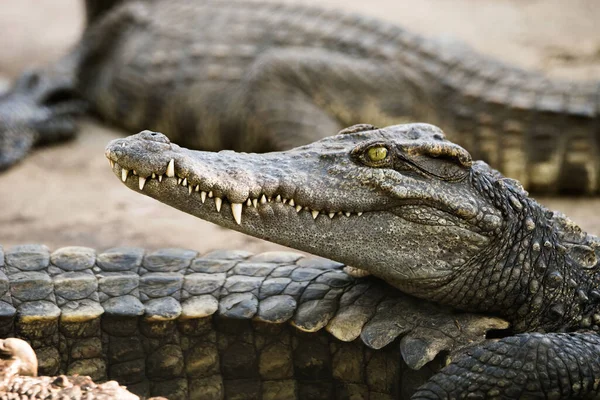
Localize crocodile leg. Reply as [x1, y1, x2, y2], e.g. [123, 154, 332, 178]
[237, 48, 430, 150]
[412, 332, 600, 399]
[0, 1, 149, 170]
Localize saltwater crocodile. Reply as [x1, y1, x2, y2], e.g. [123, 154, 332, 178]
[0, 244, 506, 399]
[107, 123, 600, 398]
[0, 0, 599, 194]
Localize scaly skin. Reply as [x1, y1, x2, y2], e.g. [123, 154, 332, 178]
[0, 244, 504, 400]
[107, 123, 600, 398]
[1, 0, 599, 193]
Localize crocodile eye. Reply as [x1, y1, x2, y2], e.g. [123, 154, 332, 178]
[367, 146, 388, 162]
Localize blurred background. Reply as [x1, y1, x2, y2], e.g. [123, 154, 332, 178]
[1, 0, 599, 251]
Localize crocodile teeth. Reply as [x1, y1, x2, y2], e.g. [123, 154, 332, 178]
[121, 168, 129, 182]
[296, 205, 302, 212]
[159, 175, 163, 182]
[178, 178, 182, 184]
[194, 185, 200, 192]
[188, 185, 193, 195]
[208, 191, 214, 198]
[182, 178, 187, 187]
[345, 212, 351, 217]
[139, 177, 146, 190]
[246, 199, 252, 207]
[133, 170, 138, 176]
[275, 195, 282, 202]
[343, 266, 371, 278]
[357, 212, 363, 216]
[231, 203, 243, 225]
[252, 198, 258, 208]
[151, 173, 156, 179]
[201, 191, 207, 203]
[166, 159, 175, 177]
[311, 210, 319, 219]
[288, 199, 295, 206]
[110, 160, 115, 168]
[215, 197, 222, 212]
[260, 195, 267, 204]
[282, 199, 288, 204]
[328, 212, 335, 219]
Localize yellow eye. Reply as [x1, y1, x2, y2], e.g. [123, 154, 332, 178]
[367, 146, 388, 162]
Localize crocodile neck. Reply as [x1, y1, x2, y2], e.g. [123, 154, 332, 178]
[420, 168, 600, 332]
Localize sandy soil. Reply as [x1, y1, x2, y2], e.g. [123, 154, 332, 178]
[1, 0, 600, 253]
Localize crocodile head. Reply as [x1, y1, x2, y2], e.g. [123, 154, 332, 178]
[107, 123, 600, 332]
[0, 70, 85, 170]
[106, 124, 505, 292]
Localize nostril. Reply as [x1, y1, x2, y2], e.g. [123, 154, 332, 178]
[139, 129, 170, 144]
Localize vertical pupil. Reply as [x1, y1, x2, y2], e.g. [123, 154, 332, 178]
[369, 147, 386, 161]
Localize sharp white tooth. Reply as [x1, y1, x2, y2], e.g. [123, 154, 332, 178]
[252, 198, 258, 208]
[159, 175, 163, 182]
[121, 168, 129, 182]
[188, 185, 193, 194]
[311, 210, 319, 219]
[208, 191, 214, 198]
[337, 211, 343, 216]
[201, 191, 207, 203]
[133, 170, 138, 176]
[110, 160, 115, 168]
[275, 195, 282, 202]
[215, 197, 222, 212]
[151, 173, 157, 179]
[296, 205, 302, 212]
[231, 203, 243, 225]
[246, 199, 252, 207]
[166, 159, 175, 177]
[288, 199, 295, 206]
[267, 197, 272, 202]
[282, 198, 288, 204]
[328, 212, 335, 219]
[195, 185, 200, 192]
[182, 178, 187, 186]
[178, 178, 182, 185]
[357, 212, 363, 216]
[260, 195, 267, 204]
[345, 212, 351, 217]
[138, 176, 146, 190]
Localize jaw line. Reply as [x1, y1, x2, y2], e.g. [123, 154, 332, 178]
[109, 161, 374, 240]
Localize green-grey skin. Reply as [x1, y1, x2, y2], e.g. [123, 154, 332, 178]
[107, 123, 600, 398]
[1, 0, 599, 194]
[0, 244, 505, 400]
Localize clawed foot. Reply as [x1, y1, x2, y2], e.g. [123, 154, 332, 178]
[0, 69, 87, 171]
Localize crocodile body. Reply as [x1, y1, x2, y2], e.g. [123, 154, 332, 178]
[107, 123, 600, 398]
[0, 244, 505, 400]
[1, 0, 599, 194]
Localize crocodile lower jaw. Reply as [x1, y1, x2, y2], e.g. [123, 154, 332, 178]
[111, 159, 365, 225]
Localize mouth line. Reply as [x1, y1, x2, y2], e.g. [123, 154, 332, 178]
[109, 158, 366, 225]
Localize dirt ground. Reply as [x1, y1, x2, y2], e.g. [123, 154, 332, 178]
[1, 0, 600, 253]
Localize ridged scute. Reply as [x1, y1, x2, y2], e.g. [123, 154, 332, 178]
[0, 246, 508, 399]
